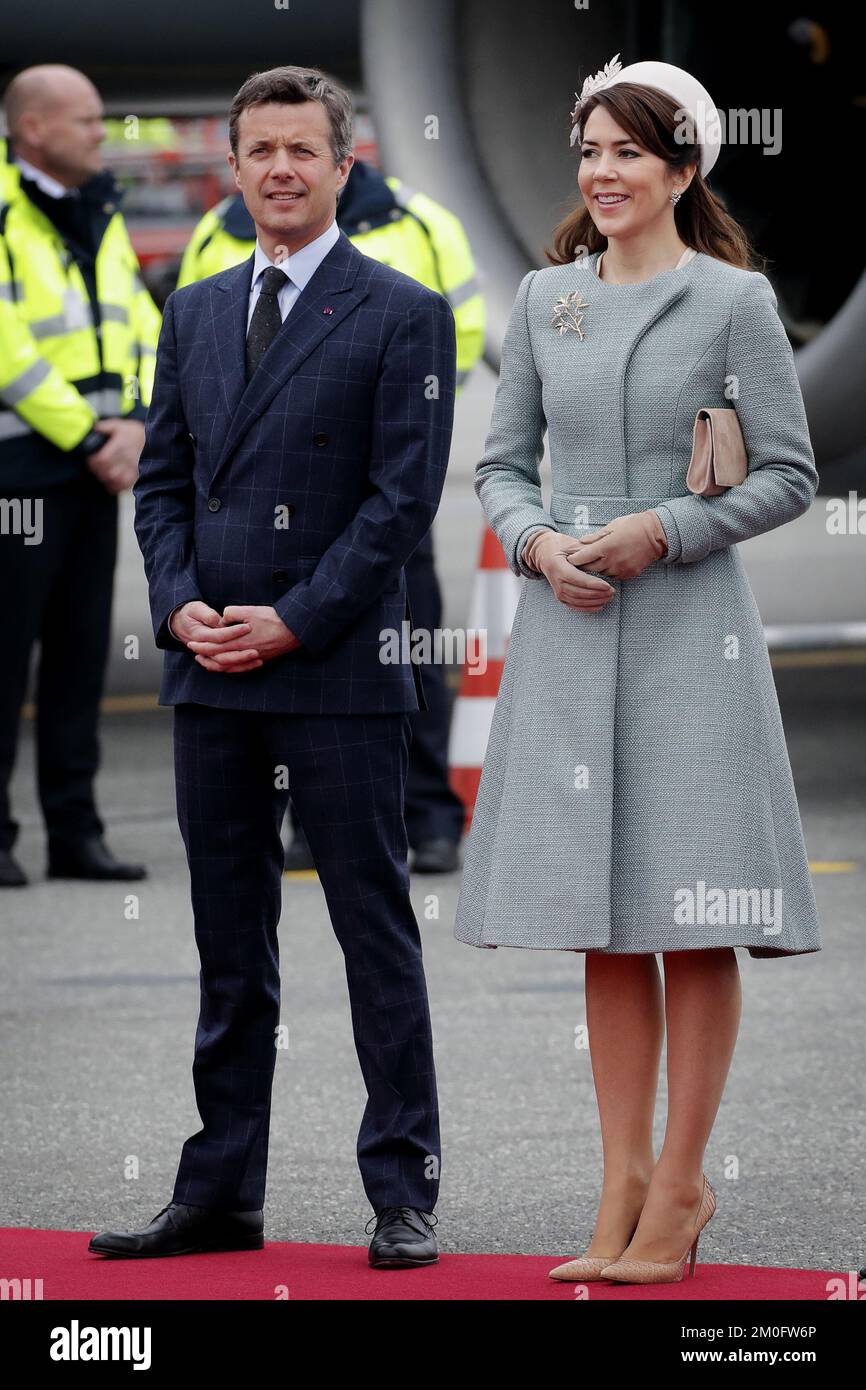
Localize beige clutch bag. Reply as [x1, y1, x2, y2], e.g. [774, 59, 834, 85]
[686, 408, 748, 496]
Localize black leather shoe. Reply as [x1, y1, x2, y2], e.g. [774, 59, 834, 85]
[48, 835, 147, 881]
[88, 1202, 264, 1258]
[283, 828, 316, 872]
[411, 838, 460, 873]
[0, 849, 28, 887]
[366, 1206, 439, 1268]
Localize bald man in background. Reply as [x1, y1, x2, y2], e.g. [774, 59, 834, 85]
[0, 66, 160, 885]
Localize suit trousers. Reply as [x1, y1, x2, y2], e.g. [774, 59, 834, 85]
[171, 702, 441, 1214]
[0, 472, 116, 853]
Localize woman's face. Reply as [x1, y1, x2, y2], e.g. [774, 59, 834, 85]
[577, 103, 688, 238]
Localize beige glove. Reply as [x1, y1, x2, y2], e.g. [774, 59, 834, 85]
[522, 528, 616, 612]
[566, 510, 668, 579]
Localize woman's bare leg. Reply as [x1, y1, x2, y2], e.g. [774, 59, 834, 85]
[616, 947, 741, 1263]
[581, 952, 664, 1257]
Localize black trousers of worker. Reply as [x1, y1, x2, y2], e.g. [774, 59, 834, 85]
[403, 528, 466, 845]
[171, 703, 441, 1215]
[0, 473, 117, 854]
[287, 527, 466, 850]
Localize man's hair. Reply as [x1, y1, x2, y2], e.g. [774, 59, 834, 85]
[228, 66, 353, 164]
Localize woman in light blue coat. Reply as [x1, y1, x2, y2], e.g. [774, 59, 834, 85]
[453, 57, 822, 1284]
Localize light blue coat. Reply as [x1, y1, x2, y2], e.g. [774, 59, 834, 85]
[453, 250, 822, 958]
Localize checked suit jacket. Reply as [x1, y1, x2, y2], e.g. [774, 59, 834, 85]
[133, 228, 457, 714]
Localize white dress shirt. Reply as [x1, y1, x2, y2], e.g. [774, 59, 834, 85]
[247, 218, 340, 329]
[168, 218, 341, 641]
[14, 154, 79, 200]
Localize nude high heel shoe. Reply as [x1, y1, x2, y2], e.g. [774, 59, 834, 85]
[599, 1173, 717, 1284]
[548, 1219, 641, 1282]
[549, 1253, 623, 1281]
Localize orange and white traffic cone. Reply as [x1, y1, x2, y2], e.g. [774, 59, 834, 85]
[448, 524, 522, 830]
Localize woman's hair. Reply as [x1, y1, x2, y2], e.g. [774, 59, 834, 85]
[546, 83, 763, 271]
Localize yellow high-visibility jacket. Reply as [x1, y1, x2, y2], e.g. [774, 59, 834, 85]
[0, 140, 161, 480]
[177, 174, 485, 388]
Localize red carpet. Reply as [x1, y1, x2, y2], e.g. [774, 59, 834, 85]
[0, 1228, 851, 1300]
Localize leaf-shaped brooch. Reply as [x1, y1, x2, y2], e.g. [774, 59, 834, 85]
[551, 290, 589, 338]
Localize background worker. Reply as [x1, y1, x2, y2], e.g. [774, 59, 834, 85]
[0, 65, 161, 887]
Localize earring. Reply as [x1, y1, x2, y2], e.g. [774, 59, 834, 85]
[670, 189, 682, 205]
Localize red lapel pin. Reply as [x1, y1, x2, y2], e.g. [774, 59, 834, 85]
[323, 306, 334, 315]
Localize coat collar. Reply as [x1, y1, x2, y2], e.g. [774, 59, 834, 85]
[207, 228, 368, 486]
[553, 254, 696, 358]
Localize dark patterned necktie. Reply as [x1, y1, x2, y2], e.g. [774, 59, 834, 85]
[245, 265, 290, 379]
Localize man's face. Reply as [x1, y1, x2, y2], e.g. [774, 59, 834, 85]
[228, 100, 353, 256]
[28, 81, 106, 186]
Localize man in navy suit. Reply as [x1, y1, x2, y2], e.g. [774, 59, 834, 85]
[89, 66, 456, 1267]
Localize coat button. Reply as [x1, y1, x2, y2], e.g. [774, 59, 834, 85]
[207, 497, 221, 512]
[273, 569, 289, 584]
[313, 432, 328, 446]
